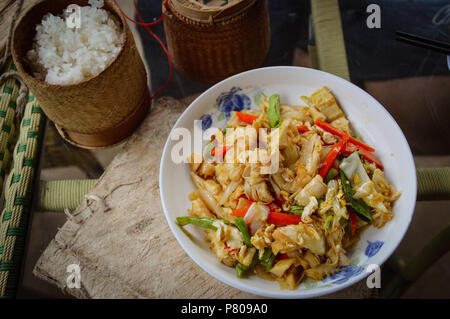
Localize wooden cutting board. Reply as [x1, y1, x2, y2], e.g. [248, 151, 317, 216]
[33, 96, 371, 299]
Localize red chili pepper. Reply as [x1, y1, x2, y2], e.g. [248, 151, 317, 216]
[235, 112, 258, 124]
[267, 212, 302, 226]
[343, 143, 384, 170]
[211, 145, 232, 157]
[279, 253, 289, 260]
[349, 208, 357, 236]
[296, 125, 310, 133]
[315, 120, 375, 152]
[231, 199, 254, 217]
[230, 209, 247, 217]
[319, 136, 349, 179]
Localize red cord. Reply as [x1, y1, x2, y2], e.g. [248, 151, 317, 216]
[113, 0, 169, 26]
[113, 0, 173, 105]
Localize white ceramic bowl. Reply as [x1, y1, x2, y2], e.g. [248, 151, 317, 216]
[159, 66, 416, 298]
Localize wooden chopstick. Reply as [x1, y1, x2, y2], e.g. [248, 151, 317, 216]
[395, 31, 450, 55]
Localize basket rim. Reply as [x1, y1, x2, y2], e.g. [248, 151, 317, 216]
[11, 0, 128, 88]
[167, 0, 257, 24]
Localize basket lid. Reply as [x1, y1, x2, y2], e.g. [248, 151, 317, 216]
[168, 0, 257, 23]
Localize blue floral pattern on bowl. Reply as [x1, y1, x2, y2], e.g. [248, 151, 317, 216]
[365, 240, 384, 257]
[199, 114, 213, 131]
[321, 265, 365, 285]
[197, 87, 253, 131]
[216, 87, 251, 120]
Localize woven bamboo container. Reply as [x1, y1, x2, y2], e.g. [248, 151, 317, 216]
[11, 0, 149, 149]
[163, 0, 270, 84]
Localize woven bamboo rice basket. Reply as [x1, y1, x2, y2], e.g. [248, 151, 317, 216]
[11, 0, 149, 149]
[163, 0, 270, 84]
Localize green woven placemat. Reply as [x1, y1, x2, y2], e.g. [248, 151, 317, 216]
[0, 60, 20, 196]
[0, 91, 45, 298]
[39, 179, 97, 211]
[310, 0, 350, 81]
[417, 167, 450, 201]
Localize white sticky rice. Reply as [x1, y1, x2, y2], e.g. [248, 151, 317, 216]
[27, 1, 124, 85]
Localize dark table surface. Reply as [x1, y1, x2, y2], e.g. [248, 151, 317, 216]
[137, 0, 449, 155]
